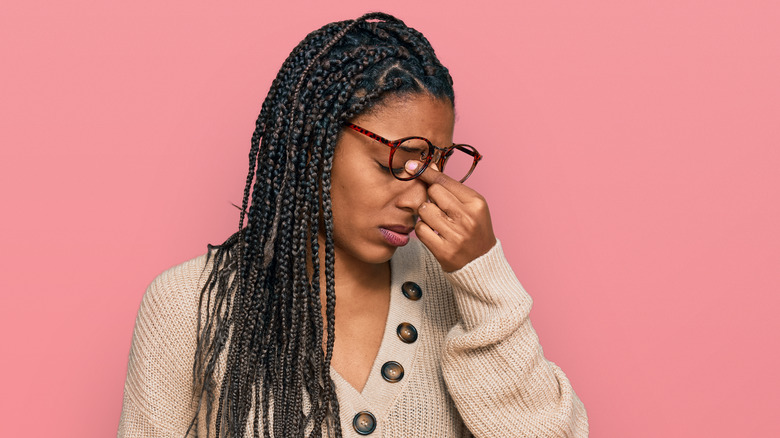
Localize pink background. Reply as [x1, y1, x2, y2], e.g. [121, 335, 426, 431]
[1, 1, 778, 436]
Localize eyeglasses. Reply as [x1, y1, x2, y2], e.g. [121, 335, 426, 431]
[346, 123, 483, 183]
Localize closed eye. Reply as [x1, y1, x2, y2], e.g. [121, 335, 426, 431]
[377, 161, 404, 174]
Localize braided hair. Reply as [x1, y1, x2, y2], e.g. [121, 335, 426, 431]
[187, 12, 455, 437]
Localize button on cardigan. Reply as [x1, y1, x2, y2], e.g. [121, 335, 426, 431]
[118, 239, 589, 437]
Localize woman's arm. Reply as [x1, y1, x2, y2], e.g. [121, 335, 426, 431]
[440, 241, 589, 437]
[404, 161, 587, 436]
[118, 255, 208, 437]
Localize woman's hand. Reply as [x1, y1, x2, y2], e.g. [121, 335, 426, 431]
[406, 160, 497, 272]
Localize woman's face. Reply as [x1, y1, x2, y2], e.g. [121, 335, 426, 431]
[328, 93, 455, 267]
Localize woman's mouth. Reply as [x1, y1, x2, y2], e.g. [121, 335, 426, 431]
[379, 227, 411, 247]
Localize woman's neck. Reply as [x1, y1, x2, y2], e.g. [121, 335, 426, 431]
[318, 239, 391, 300]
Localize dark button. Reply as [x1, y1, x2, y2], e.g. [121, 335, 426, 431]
[381, 361, 404, 383]
[353, 411, 376, 435]
[401, 281, 422, 300]
[396, 322, 418, 343]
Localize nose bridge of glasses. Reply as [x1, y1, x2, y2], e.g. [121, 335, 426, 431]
[430, 145, 451, 165]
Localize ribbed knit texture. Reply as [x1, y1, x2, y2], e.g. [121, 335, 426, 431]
[118, 239, 588, 437]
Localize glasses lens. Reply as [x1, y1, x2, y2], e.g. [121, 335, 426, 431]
[441, 147, 476, 182]
[390, 138, 429, 178]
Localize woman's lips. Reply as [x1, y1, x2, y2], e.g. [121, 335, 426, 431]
[380, 227, 411, 247]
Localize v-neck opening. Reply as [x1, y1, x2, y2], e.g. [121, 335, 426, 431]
[329, 258, 396, 396]
[328, 239, 427, 434]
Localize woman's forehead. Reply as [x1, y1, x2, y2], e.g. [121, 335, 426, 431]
[354, 94, 454, 142]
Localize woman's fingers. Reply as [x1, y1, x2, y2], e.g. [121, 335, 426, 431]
[417, 200, 458, 237]
[414, 219, 464, 272]
[426, 183, 464, 221]
[406, 160, 497, 272]
[404, 160, 478, 204]
[414, 219, 443, 248]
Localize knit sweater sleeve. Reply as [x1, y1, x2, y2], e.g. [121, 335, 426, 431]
[439, 241, 589, 437]
[118, 255, 208, 437]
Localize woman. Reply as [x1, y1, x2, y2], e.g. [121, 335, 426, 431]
[118, 12, 588, 437]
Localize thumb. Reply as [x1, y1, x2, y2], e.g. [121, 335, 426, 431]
[405, 160, 452, 187]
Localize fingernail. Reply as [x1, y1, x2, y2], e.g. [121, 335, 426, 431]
[405, 160, 419, 172]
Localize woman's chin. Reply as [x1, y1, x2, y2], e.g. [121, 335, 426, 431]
[361, 245, 399, 265]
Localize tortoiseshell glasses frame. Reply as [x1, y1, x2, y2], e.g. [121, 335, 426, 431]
[345, 123, 483, 183]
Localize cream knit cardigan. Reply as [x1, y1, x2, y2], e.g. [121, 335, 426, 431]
[118, 239, 589, 437]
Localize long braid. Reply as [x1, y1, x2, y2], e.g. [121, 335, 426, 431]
[188, 12, 454, 437]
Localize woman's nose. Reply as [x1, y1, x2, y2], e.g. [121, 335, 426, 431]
[395, 175, 429, 214]
[395, 161, 439, 213]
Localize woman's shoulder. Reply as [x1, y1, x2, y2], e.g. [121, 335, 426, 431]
[148, 252, 214, 292]
[138, 251, 216, 323]
[122, 252, 215, 431]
